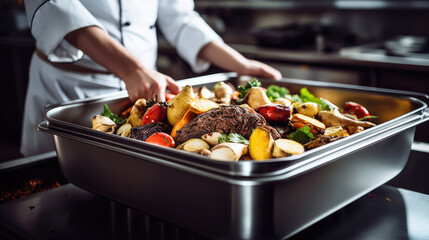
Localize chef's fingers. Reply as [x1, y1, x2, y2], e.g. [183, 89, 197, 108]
[164, 74, 181, 94]
[255, 61, 282, 80]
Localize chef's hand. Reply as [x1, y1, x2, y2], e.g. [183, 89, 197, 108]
[237, 59, 282, 80]
[64, 26, 180, 102]
[123, 66, 181, 102]
[198, 41, 282, 80]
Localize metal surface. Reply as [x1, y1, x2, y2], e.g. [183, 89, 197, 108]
[38, 73, 429, 239]
[1, 184, 429, 240]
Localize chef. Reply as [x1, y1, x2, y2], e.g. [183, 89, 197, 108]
[21, 0, 282, 157]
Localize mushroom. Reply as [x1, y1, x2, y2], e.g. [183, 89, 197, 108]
[211, 143, 249, 161]
[92, 115, 117, 133]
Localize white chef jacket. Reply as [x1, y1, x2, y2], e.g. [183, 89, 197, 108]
[21, 0, 222, 156]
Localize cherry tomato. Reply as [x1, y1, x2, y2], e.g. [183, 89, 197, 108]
[342, 101, 370, 119]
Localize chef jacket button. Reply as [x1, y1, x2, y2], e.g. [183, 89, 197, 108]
[123, 21, 131, 26]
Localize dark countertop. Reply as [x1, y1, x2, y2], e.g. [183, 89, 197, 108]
[0, 183, 428, 240]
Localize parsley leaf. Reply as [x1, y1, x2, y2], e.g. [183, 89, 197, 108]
[287, 125, 314, 145]
[218, 133, 249, 145]
[101, 104, 125, 125]
[238, 78, 262, 98]
[265, 85, 290, 102]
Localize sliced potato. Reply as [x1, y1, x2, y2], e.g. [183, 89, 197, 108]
[211, 143, 248, 161]
[272, 98, 292, 108]
[324, 126, 344, 137]
[249, 127, 274, 161]
[201, 132, 223, 146]
[272, 139, 305, 158]
[244, 87, 271, 109]
[176, 138, 210, 152]
[199, 86, 215, 99]
[295, 102, 320, 117]
[291, 113, 326, 134]
[189, 98, 219, 114]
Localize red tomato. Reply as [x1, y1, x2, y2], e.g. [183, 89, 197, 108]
[145, 132, 175, 148]
[165, 92, 176, 102]
[342, 101, 370, 119]
[256, 104, 291, 124]
[140, 103, 167, 125]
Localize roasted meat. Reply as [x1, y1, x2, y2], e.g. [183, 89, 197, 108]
[130, 122, 172, 141]
[175, 105, 280, 145]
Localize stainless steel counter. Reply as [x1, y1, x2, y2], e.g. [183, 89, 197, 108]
[227, 44, 429, 72]
[1, 183, 428, 240]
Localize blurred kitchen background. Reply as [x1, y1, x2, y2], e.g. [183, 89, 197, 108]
[1, 0, 429, 165]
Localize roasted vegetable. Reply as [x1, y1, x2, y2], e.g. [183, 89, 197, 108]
[92, 115, 117, 133]
[165, 92, 176, 102]
[304, 135, 342, 150]
[291, 113, 326, 134]
[238, 79, 261, 98]
[171, 107, 196, 138]
[294, 102, 319, 117]
[244, 87, 271, 109]
[145, 132, 175, 148]
[324, 126, 344, 137]
[272, 139, 305, 158]
[199, 86, 215, 99]
[213, 82, 234, 100]
[117, 123, 132, 137]
[189, 98, 219, 114]
[342, 101, 370, 119]
[265, 85, 289, 102]
[101, 104, 125, 125]
[126, 99, 147, 127]
[201, 132, 223, 146]
[249, 127, 274, 160]
[256, 104, 291, 124]
[272, 98, 292, 108]
[318, 110, 376, 128]
[167, 85, 195, 126]
[176, 138, 210, 152]
[287, 125, 315, 145]
[211, 143, 248, 161]
[140, 102, 167, 125]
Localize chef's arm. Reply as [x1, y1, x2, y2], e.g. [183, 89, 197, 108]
[198, 41, 282, 80]
[64, 26, 180, 102]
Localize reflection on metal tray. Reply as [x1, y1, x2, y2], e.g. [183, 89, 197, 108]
[38, 73, 429, 240]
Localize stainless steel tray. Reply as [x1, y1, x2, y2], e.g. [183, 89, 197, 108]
[38, 73, 429, 239]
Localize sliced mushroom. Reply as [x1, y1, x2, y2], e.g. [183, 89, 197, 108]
[117, 123, 132, 137]
[92, 115, 117, 133]
[201, 132, 223, 146]
[211, 143, 248, 161]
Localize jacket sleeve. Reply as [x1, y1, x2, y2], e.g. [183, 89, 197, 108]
[157, 0, 223, 73]
[24, 0, 106, 63]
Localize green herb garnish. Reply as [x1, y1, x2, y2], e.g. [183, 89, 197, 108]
[358, 115, 379, 121]
[101, 104, 125, 125]
[287, 125, 314, 145]
[265, 85, 290, 102]
[218, 133, 249, 145]
[238, 78, 262, 98]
